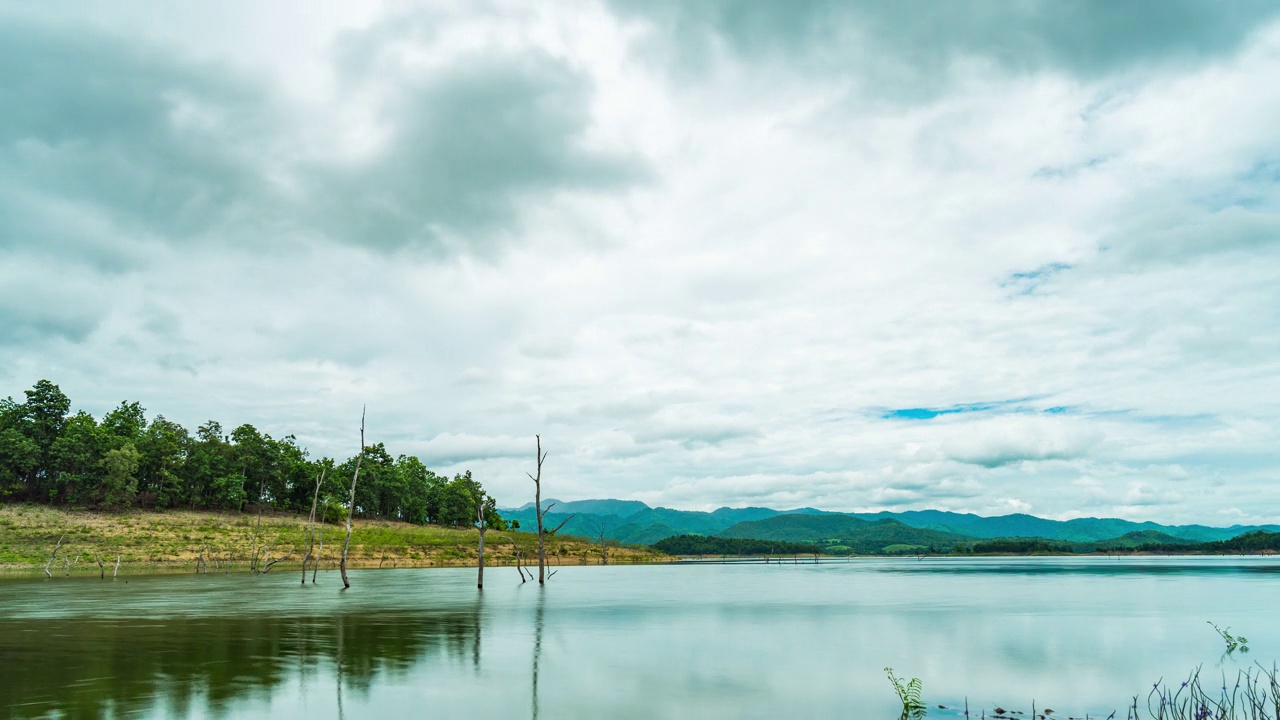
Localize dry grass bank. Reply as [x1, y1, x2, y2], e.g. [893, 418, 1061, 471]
[0, 504, 665, 575]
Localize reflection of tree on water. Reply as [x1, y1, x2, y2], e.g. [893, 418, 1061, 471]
[471, 591, 483, 672]
[336, 614, 345, 720]
[1, 609, 483, 719]
[532, 587, 546, 720]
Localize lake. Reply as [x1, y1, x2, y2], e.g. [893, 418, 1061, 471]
[2, 557, 1277, 718]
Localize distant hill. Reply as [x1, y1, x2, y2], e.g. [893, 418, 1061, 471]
[496, 498, 1280, 549]
[1087, 530, 1199, 551]
[717, 514, 972, 555]
[847, 509, 1280, 543]
[653, 535, 822, 556]
[497, 499, 813, 545]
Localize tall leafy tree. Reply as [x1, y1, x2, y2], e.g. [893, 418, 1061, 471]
[0, 397, 38, 497]
[136, 416, 189, 507]
[49, 411, 107, 504]
[22, 380, 70, 497]
[100, 442, 140, 508]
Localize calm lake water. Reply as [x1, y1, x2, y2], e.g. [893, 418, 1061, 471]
[1, 557, 1277, 718]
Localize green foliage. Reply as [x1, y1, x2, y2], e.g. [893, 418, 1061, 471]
[884, 667, 925, 717]
[970, 537, 1072, 554]
[1201, 530, 1280, 553]
[209, 473, 248, 510]
[99, 442, 139, 508]
[0, 379, 511, 530]
[718, 514, 968, 554]
[1208, 621, 1249, 654]
[652, 534, 822, 556]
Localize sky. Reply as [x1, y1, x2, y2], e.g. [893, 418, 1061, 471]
[2, 1, 1279, 525]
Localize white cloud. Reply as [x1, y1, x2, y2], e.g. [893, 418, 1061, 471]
[2, 2, 1279, 525]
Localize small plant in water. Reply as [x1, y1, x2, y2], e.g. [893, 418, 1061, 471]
[1208, 622, 1249, 654]
[885, 666, 926, 718]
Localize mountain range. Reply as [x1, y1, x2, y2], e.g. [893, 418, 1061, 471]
[499, 498, 1280, 548]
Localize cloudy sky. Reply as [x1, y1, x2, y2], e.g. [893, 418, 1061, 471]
[3, 1, 1279, 524]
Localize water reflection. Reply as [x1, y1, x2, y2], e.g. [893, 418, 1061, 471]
[2, 605, 484, 718]
[532, 587, 545, 720]
[1, 559, 1278, 719]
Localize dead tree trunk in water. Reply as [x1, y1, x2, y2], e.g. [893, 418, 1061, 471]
[340, 407, 365, 590]
[476, 494, 492, 590]
[250, 475, 265, 573]
[302, 469, 325, 585]
[43, 534, 66, 578]
[113, 555, 121, 578]
[312, 532, 323, 583]
[526, 436, 554, 584]
[596, 523, 609, 566]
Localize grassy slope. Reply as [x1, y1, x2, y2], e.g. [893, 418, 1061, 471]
[0, 504, 664, 574]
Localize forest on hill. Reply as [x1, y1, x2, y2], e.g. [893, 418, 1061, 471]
[501, 497, 1280, 550]
[0, 380, 507, 529]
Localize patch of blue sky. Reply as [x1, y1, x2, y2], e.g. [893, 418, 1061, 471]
[1000, 262, 1072, 295]
[1243, 158, 1280, 183]
[881, 397, 1059, 421]
[1195, 190, 1266, 212]
[1088, 409, 1218, 426]
[1032, 155, 1111, 179]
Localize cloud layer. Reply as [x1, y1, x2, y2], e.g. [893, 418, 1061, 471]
[2, 1, 1278, 524]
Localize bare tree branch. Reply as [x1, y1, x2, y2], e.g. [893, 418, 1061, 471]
[499, 535, 528, 583]
[527, 435, 556, 584]
[262, 550, 293, 574]
[43, 534, 65, 579]
[302, 468, 325, 585]
[340, 406, 365, 590]
[549, 514, 575, 535]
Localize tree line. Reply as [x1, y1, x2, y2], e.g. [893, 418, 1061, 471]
[652, 535, 823, 556]
[0, 380, 508, 530]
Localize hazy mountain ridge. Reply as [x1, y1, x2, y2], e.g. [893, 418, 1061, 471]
[499, 499, 1280, 546]
[716, 514, 971, 554]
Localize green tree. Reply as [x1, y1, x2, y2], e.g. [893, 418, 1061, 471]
[436, 478, 477, 527]
[22, 379, 71, 496]
[183, 421, 232, 509]
[49, 411, 107, 504]
[0, 427, 38, 498]
[101, 401, 147, 440]
[209, 472, 248, 510]
[136, 415, 189, 507]
[100, 442, 140, 508]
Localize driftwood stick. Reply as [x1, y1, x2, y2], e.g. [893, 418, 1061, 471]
[113, 555, 121, 578]
[43, 534, 65, 578]
[262, 550, 293, 574]
[499, 535, 527, 582]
